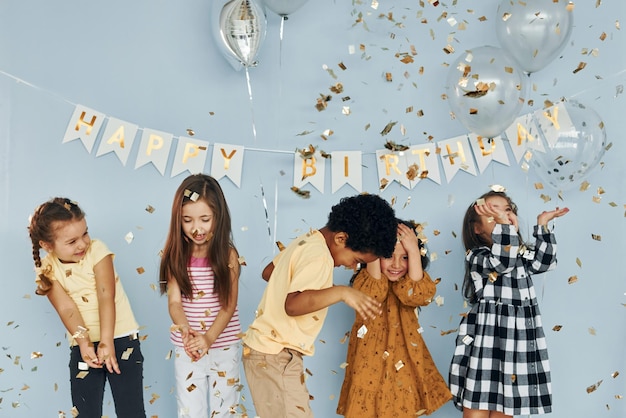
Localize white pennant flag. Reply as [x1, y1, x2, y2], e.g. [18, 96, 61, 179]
[504, 113, 545, 164]
[438, 135, 477, 183]
[331, 151, 362, 193]
[375, 149, 411, 191]
[293, 151, 325, 193]
[170, 137, 209, 178]
[95, 117, 138, 166]
[406, 143, 441, 185]
[467, 134, 510, 174]
[211, 143, 244, 187]
[134, 128, 173, 176]
[62, 105, 105, 153]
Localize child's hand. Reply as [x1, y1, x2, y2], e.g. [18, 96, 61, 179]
[97, 341, 120, 374]
[184, 329, 209, 361]
[537, 207, 569, 225]
[79, 344, 101, 369]
[178, 324, 192, 346]
[342, 287, 382, 321]
[475, 200, 518, 228]
[397, 223, 419, 253]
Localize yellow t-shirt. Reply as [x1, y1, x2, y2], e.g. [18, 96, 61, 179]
[243, 230, 334, 356]
[39, 239, 139, 345]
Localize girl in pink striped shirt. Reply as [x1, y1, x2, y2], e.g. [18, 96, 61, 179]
[160, 174, 243, 418]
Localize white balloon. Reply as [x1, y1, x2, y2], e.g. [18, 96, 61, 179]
[212, 0, 267, 71]
[495, 0, 574, 73]
[445, 46, 527, 139]
[262, 0, 309, 16]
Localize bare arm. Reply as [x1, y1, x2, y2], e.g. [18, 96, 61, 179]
[93, 255, 119, 374]
[46, 280, 100, 369]
[365, 258, 383, 279]
[261, 261, 274, 282]
[398, 223, 424, 282]
[285, 285, 382, 321]
[166, 276, 192, 340]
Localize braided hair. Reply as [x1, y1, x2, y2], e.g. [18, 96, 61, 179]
[28, 198, 85, 295]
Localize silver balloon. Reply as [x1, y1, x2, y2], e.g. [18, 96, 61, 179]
[445, 46, 527, 139]
[214, 0, 267, 71]
[495, 0, 574, 74]
[529, 100, 607, 191]
[262, 0, 309, 17]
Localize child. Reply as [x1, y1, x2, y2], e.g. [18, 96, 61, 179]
[159, 174, 242, 418]
[28, 197, 146, 417]
[242, 193, 398, 418]
[448, 190, 569, 418]
[337, 220, 452, 417]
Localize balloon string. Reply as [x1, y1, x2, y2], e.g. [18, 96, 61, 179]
[245, 67, 257, 142]
[279, 16, 285, 67]
[260, 182, 272, 241]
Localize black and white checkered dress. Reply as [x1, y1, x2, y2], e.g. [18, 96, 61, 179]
[449, 224, 556, 415]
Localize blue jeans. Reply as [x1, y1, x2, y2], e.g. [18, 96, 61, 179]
[69, 335, 146, 418]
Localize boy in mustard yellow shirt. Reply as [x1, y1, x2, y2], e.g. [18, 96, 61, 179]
[242, 194, 398, 417]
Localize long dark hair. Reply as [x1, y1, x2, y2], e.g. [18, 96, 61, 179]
[460, 191, 521, 303]
[28, 198, 85, 295]
[159, 174, 237, 306]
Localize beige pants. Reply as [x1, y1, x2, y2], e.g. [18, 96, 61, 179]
[242, 345, 313, 418]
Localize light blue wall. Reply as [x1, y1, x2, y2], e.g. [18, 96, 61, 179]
[0, 1, 624, 417]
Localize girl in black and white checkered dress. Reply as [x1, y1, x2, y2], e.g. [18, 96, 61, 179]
[449, 190, 569, 418]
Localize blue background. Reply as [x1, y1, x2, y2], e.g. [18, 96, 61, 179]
[0, 1, 624, 417]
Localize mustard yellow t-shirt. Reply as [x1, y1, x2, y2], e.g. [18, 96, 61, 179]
[39, 239, 139, 345]
[243, 230, 334, 356]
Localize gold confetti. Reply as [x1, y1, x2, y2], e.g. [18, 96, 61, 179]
[586, 380, 603, 393]
[76, 371, 89, 379]
[145, 205, 155, 213]
[186, 128, 195, 136]
[380, 121, 398, 137]
[568, 275, 578, 284]
[121, 347, 134, 360]
[30, 352, 43, 359]
[187, 383, 197, 392]
[290, 186, 311, 199]
[573, 62, 587, 74]
[383, 140, 408, 152]
[589, 327, 597, 336]
[552, 325, 563, 331]
[488, 272, 498, 283]
[136, 267, 145, 274]
[394, 360, 404, 371]
[591, 234, 602, 241]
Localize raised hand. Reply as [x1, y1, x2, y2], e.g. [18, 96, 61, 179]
[537, 207, 570, 226]
[342, 286, 382, 321]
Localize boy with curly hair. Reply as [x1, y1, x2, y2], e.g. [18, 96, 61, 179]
[242, 194, 398, 417]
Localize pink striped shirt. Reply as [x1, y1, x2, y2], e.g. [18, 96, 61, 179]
[170, 256, 241, 349]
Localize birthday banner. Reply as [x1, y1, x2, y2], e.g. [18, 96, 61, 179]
[62, 104, 573, 193]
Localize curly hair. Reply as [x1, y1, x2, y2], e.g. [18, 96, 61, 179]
[326, 194, 396, 259]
